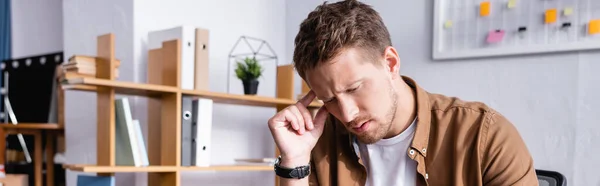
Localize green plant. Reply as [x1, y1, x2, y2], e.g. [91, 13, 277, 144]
[235, 57, 263, 81]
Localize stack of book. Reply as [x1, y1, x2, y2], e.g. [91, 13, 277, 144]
[60, 55, 120, 80]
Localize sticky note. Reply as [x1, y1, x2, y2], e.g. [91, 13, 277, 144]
[480, 1, 491, 17]
[589, 20, 600, 35]
[545, 9, 557, 24]
[444, 20, 453, 29]
[508, 0, 517, 9]
[486, 30, 505, 43]
[564, 7, 573, 16]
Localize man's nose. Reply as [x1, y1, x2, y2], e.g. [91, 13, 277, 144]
[338, 97, 358, 123]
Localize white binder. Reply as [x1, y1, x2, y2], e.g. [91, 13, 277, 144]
[148, 25, 196, 90]
[192, 98, 213, 167]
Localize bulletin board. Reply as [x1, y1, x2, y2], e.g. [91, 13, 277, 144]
[432, 0, 600, 60]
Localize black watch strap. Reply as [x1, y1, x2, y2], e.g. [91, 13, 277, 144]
[274, 156, 311, 179]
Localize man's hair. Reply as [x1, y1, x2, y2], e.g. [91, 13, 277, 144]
[293, 0, 392, 79]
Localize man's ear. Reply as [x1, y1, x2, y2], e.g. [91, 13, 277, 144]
[383, 46, 401, 79]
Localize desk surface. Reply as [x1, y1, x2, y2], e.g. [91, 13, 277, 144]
[0, 123, 62, 130]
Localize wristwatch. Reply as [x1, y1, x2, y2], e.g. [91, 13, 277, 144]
[273, 156, 311, 179]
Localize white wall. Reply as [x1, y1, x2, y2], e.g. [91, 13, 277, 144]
[286, 0, 600, 185]
[62, 0, 136, 186]
[10, 0, 63, 58]
[131, 0, 285, 185]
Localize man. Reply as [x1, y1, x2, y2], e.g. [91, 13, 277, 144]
[267, 0, 538, 186]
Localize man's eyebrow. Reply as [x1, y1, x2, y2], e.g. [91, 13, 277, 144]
[335, 78, 364, 93]
[319, 78, 364, 102]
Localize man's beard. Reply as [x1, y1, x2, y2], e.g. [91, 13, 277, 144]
[355, 81, 398, 144]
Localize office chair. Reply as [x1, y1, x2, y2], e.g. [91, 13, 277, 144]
[536, 169, 566, 186]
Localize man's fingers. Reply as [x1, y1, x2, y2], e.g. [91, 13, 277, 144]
[283, 109, 299, 131]
[297, 90, 317, 107]
[289, 106, 306, 134]
[313, 106, 329, 128]
[296, 104, 315, 130]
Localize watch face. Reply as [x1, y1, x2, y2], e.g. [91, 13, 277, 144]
[274, 156, 281, 165]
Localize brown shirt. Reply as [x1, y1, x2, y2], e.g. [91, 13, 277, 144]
[308, 76, 538, 186]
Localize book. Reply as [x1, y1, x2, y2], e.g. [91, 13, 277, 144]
[194, 28, 210, 90]
[192, 98, 213, 167]
[115, 98, 142, 166]
[132, 119, 149, 166]
[148, 25, 197, 90]
[77, 175, 114, 186]
[67, 55, 121, 67]
[181, 96, 194, 166]
[60, 55, 120, 79]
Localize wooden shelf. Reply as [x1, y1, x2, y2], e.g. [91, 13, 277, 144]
[61, 77, 179, 96]
[63, 164, 273, 173]
[181, 89, 323, 108]
[60, 77, 323, 108]
[179, 164, 273, 171]
[0, 123, 63, 130]
[64, 164, 178, 173]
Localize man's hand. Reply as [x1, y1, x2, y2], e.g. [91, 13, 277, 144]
[268, 90, 329, 167]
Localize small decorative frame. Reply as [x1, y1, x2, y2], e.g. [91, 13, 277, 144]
[227, 36, 278, 94]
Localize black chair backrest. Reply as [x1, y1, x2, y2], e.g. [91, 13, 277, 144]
[536, 169, 566, 186]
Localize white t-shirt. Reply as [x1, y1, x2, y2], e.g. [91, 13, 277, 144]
[355, 118, 418, 186]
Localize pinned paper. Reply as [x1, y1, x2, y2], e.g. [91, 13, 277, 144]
[589, 20, 600, 35]
[564, 7, 573, 16]
[486, 30, 505, 43]
[508, 0, 517, 9]
[444, 20, 453, 29]
[480, 1, 491, 17]
[545, 9, 557, 24]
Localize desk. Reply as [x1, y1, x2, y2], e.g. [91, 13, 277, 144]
[0, 123, 64, 186]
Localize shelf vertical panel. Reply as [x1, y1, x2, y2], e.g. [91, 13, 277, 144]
[96, 33, 117, 168]
[157, 171, 180, 186]
[161, 92, 181, 166]
[276, 65, 295, 105]
[56, 66, 66, 153]
[161, 39, 182, 167]
[162, 39, 181, 88]
[147, 39, 182, 186]
[147, 48, 164, 166]
[274, 64, 296, 186]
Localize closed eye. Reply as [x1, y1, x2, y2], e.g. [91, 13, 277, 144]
[347, 85, 360, 93]
[323, 98, 336, 103]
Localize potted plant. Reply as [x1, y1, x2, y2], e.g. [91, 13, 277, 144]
[235, 57, 263, 95]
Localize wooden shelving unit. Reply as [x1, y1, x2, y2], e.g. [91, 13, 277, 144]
[61, 33, 320, 186]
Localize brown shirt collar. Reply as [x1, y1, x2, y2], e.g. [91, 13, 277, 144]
[405, 76, 431, 157]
